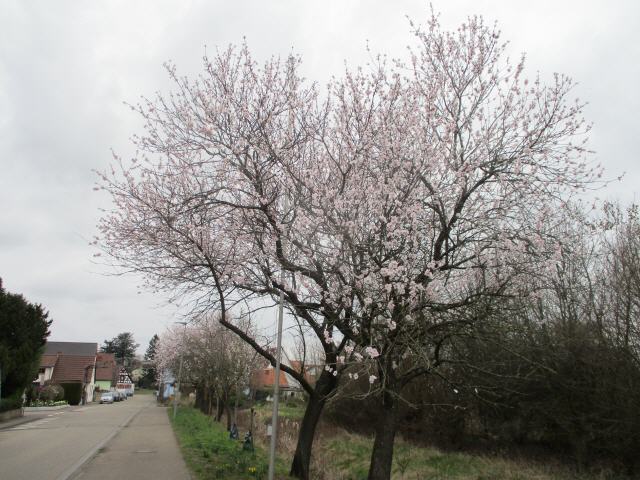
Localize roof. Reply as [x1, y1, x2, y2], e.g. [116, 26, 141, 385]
[288, 361, 321, 387]
[95, 353, 117, 382]
[45, 342, 98, 357]
[95, 367, 115, 382]
[51, 355, 96, 383]
[117, 367, 133, 384]
[251, 367, 289, 390]
[96, 352, 116, 363]
[40, 354, 58, 368]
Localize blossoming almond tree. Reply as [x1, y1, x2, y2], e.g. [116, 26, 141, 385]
[155, 315, 256, 427]
[97, 12, 601, 480]
[97, 44, 349, 479]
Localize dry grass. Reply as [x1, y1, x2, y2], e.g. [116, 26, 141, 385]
[228, 405, 619, 480]
[310, 431, 611, 480]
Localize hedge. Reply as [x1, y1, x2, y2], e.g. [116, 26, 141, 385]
[0, 395, 23, 413]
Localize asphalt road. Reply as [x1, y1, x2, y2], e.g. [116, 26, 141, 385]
[0, 394, 149, 480]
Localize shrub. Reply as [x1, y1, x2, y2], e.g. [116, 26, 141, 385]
[27, 399, 68, 407]
[25, 384, 38, 404]
[0, 394, 23, 413]
[39, 384, 64, 402]
[0, 280, 51, 399]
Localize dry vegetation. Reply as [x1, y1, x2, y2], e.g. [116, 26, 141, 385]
[226, 403, 614, 480]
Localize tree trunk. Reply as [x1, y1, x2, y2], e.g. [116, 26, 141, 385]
[290, 369, 337, 480]
[216, 396, 224, 422]
[197, 382, 207, 414]
[367, 390, 398, 480]
[234, 385, 239, 424]
[225, 393, 232, 430]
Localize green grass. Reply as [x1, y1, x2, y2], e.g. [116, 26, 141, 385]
[134, 388, 155, 395]
[169, 406, 292, 480]
[170, 403, 619, 480]
[319, 433, 611, 480]
[252, 401, 305, 421]
[277, 403, 305, 420]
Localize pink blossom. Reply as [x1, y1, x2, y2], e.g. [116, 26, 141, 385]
[365, 347, 380, 359]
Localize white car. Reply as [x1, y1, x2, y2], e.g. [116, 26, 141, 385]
[100, 392, 114, 404]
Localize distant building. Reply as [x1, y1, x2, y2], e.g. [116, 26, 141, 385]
[94, 352, 118, 391]
[36, 354, 58, 385]
[36, 342, 98, 404]
[249, 351, 321, 400]
[116, 366, 135, 395]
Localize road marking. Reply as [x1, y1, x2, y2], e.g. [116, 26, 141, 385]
[9, 417, 59, 431]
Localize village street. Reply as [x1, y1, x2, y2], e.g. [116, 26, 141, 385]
[0, 394, 189, 480]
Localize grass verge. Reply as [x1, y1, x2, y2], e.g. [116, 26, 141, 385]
[170, 406, 292, 480]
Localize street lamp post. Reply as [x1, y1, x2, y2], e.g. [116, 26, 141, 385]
[268, 282, 285, 480]
[268, 192, 288, 480]
[173, 321, 188, 420]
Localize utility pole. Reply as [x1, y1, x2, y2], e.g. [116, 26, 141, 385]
[173, 321, 188, 420]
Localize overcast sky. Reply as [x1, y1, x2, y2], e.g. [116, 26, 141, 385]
[1, 0, 638, 354]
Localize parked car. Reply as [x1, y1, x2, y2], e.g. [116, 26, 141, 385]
[112, 391, 122, 402]
[125, 390, 133, 397]
[100, 392, 114, 404]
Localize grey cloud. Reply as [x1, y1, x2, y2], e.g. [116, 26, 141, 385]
[1, 0, 638, 351]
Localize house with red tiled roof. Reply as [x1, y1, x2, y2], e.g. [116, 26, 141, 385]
[250, 365, 292, 400]
[251, 367, 289, 390]
[94, 352, 117, 392]
[36, 354, 59, 385]
[288, 360, 322, 388]
[249, 352, 322, 400]
[36, 342, 98, 404]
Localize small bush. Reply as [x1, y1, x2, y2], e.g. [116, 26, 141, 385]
[27, 399, 68, 407]
[0, 394, 23, 413]
[39, 384, 64, 402]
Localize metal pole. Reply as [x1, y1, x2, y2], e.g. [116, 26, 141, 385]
[269, 110, 295, 480]
[268, 284, 285, 480]
[268, 191, 288, 480]
[173, 321, 187, 420]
